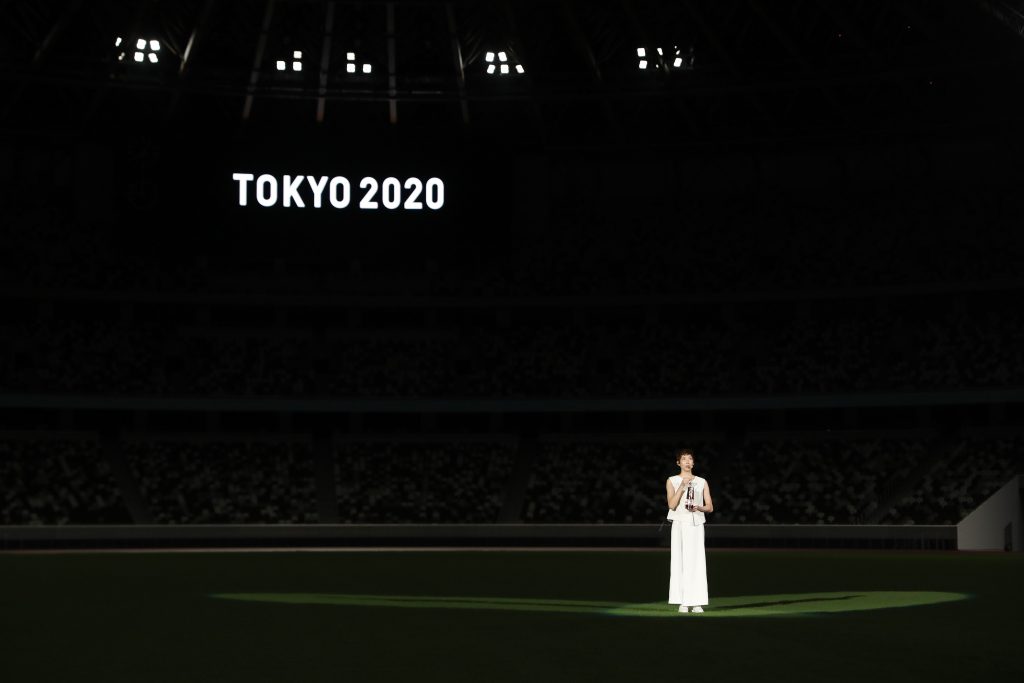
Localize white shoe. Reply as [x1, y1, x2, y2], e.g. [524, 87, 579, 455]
[691, 606, 704, 613]
[677, 605, 688, 613]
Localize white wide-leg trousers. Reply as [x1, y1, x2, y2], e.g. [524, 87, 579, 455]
[668, 520, 708, 606]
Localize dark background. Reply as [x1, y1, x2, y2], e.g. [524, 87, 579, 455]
[1, 0, 1023, 532]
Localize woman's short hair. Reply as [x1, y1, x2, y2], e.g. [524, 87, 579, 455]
[676, 448, 694, 461]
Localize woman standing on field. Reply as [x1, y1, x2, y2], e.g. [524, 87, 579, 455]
[666, 448, 713, 613]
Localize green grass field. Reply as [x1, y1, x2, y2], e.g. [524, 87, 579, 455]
[1, 549, 1020, 682]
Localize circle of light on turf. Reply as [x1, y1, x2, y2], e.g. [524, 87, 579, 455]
[211, 590, 969, 618]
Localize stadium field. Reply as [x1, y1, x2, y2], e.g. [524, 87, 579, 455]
[0, 548, 1020, 682]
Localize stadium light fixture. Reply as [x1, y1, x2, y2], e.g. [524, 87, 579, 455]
[637, 45, 694, 71]
[483, 48, 524, 76]
[345, 51, 372, 75]
[276, 50, 302, 72]
[118, 36, 161, 66]
[673, 45, 695, 70]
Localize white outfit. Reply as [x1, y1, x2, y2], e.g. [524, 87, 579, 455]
[667, 474, 709, 607]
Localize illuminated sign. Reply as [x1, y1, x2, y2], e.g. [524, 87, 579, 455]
[232, 173, 445, 210]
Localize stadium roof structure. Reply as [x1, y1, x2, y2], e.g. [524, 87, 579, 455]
[0, 0, 1023, 143]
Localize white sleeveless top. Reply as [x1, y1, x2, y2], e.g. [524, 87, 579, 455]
[667, 475, 706, 525]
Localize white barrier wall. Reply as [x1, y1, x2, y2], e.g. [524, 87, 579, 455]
[957, 475, 1022, 551]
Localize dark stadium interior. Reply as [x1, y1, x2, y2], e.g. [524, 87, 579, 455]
[1, 2, 1023, 682]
